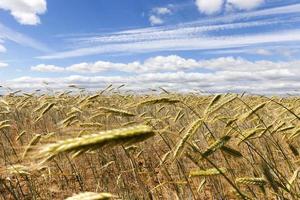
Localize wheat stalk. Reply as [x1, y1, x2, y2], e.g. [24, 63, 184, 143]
[65, 192, 116, 200]
[189, 167, 227, 177]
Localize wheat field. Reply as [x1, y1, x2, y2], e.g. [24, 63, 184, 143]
[1, 87, 300, 199]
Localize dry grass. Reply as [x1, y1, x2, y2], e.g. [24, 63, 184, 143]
[0, 89, 300, 199]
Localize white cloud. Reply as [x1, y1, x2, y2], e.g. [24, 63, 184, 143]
[195, 0, 224, 15]
[41, 3, 300, 59]
[204, 47, 300, 58]
[195, 0, 265, 15]
[254, 49, 272, 56]
[149, 15, 164, 25]
[0, 62, 8, 68]
[196, 57, 300, 73]
[4, 67, 300, 94]
[6, 55, 300, 94]
[39, 29, 300, 59]
[31, 55, 300, 80]
[138, 55, 199, 72]
[0, 0, 47, 25]
[227, 0, 264, 10]
[31, 64, 64, 72]
[0, 43, 6, 52]
[0, 22, 50, 51]
[31, 55, 202, 73]
[67, 61, 127, 73]
[153, 7, 172, 15]
[73, 20, 276, 45]
[148, 6, 172, 26]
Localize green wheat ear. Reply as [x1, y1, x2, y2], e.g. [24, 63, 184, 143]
[236, 177, 267, 186]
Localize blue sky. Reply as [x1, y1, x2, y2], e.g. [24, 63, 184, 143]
[0, 0, 300, 94]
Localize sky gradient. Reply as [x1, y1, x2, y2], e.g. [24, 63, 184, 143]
[0, 0, 300, 94]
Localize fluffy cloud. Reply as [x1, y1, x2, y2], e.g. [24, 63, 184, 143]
[31, 55, 201, 73]
[31, 64, 64, 72]
[153, 7, 172, 15]
[137, 55, 200, 73]
[26, 55, 300, 94]
[195, 0, 224, 15]
[67, 61, 128, 73]
[149, 15, 164, 26]
[0, 0, 47, 25]
[149, 6, 172, 26]
[0, 44, 6, 53]
[31, 55, 300, 75]
[0, 62, 8, 68]
[5, 68, 300, 94]
[227, 0, 264, 10]
[195, 0, 265, 15]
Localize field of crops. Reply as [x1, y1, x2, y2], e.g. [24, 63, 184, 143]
[0, 88, 300, 199]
